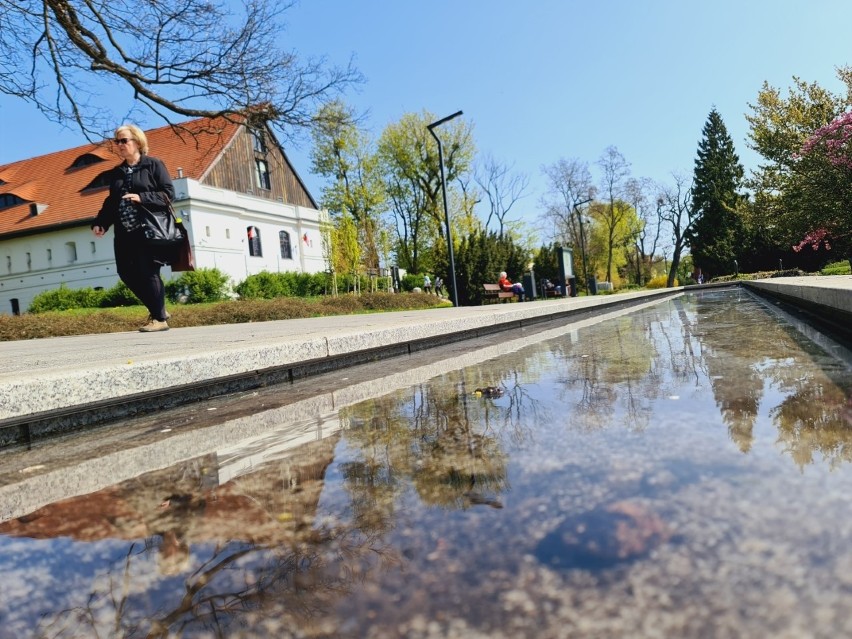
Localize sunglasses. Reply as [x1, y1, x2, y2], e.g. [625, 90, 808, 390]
[114, 137, 133, 145]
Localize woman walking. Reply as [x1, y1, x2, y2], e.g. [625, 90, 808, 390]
[92, 124, 175, 332]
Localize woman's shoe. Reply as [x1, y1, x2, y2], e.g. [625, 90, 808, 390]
[139, 319, 170, 332]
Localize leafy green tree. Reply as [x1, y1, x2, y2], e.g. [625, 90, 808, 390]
[533, 244, 560, 283]
[310, 100, 387, 270]
[333, 209, 361, 280]
[687, 109, 746, 277]
[378, 111, 475, 276]
[597, 146, 637, 284]
[745, 72, 850, 269]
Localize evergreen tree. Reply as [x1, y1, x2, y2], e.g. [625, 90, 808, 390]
[451, 231, 527, 305]
[687, 109, 746, 278]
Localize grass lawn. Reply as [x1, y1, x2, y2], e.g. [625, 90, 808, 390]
[0, 292, 452, 342]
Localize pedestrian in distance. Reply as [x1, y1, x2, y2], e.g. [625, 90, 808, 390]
[434, 276, 444, 297]
[92, 124, 175, 332]
[423, 274, 433, 294]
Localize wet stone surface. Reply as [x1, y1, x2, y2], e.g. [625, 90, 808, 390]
[1, 288, 851, 638]
[535, 500, 673, 570]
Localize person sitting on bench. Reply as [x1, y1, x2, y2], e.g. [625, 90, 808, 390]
[498, 271, 526, 302]
[542, 278, 563, 296]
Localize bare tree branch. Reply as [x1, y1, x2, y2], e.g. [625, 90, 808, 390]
[658, 172, 695, 286]
[539, 157, 594, 245]
[0, 0, 362, 141]
[474, 154, 529, 237]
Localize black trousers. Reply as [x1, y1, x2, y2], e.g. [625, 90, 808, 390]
[114, 236, 167, 321]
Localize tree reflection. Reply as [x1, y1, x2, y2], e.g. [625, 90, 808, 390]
[693, 290, 852, 463]
[550, 314, 662, 433]
[341, 372, 511, 512]
[773, 382, 852, 469]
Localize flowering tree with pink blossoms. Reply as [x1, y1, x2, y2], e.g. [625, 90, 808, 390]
[801, 111, 852, 171]
[796, 111, 852, 264]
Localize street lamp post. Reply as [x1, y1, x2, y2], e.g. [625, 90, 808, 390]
[573, 197, 592, 294]
[427, 110, 463, 306]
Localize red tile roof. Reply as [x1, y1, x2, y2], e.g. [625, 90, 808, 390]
[0, 117, 242, 237]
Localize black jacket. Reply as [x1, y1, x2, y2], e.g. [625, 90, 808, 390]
[93, 155, 175, 236]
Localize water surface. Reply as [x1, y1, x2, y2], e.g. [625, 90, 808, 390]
[1, 288, 851, 638]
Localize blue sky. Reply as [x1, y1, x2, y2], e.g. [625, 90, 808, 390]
[1, 0, 850, 232]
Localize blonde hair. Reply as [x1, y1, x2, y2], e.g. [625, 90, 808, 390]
[114, 124, 149, 155]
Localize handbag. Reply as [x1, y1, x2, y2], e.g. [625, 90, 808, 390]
[171, 224, 195, 272]
[140, 199, 184, 249]
[141, 195, 195, 271]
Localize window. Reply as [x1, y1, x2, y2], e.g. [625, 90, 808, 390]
[247, 226, 262, 257]
[26, 252, 31, 270]
[5, 256, 10, 273]
[225, 228, 231, 240]
[279, 230, 292, 259]
[90, 241, 96, 255]
[255, 159, 271, 190]
[205, 226, 211, 237]
[0, 193, 25, 209]
[252, 128, 268, 154]
[10, 299, 20, 316]
[70, 153, 104, 169]
[47, 248, 52, 262]
[65, 241, 77, 263]
[81, 170, 112, 191]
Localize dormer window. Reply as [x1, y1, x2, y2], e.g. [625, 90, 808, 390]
[0, 193, 25, 209]
[70, 153, 104, 169]
[81, 170, 112, 191]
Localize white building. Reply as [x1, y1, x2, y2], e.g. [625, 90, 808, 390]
[0, 117, 326, 314]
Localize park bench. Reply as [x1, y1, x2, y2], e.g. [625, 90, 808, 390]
[482, 283, 517, 304]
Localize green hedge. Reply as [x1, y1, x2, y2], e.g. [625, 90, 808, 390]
[28, 285, 105, 313]
[165, 268, 231, 303]
[233, 270, 393, 299]
[28, 268, 230, 313]
[821, 260, 851, 276]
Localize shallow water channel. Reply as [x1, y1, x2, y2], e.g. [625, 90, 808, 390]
[1, 287, 851, 638]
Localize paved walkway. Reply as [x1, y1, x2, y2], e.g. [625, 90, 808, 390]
[1, 276, 849, 445]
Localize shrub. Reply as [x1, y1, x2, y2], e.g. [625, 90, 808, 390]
[821, 260, 851, 276]
[29, 285, 105, 313]
[401, 273, 422, 292]
[166, 268, 230, 304]
[100, 280, 141, 307]
[234, 271, 329, 299]
[770, 268, 805, 278]
[646, 275, 677, 289]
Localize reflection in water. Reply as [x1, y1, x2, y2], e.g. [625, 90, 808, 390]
[1, 289, 851, 638]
